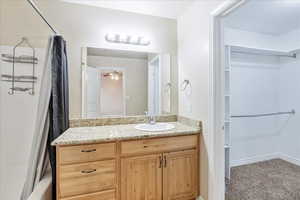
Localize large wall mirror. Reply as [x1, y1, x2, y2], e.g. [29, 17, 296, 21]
[81, 47, 174, 118]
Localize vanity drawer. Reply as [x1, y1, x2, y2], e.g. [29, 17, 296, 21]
[121, 135, 198, 155]
[61, 190, 116, 200]
[58, 143, 116, 164]
[59, 160, 116, 198]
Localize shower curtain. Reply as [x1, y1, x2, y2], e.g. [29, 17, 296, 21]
[48, 35, 69, 200]
[21, 35, 69, 200]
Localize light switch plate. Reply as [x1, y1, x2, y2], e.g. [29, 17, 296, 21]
[197, 196, 205, 200]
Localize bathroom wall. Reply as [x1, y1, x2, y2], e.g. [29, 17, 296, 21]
[0, 0, 50, 47]
[0, 0, 3, 196]
[0, 1, 49, 199]
[1, 0, 178, 118]
[87, 55, 148, 116]
[177, 1, 226, 199]
[43, 1, 178, 118]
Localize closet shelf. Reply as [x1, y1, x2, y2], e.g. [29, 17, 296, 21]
[230, 45, 297, 58]
[231, 62, 280, 69]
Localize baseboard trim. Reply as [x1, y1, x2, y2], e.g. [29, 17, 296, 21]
[231, 153, 280, 167]
[231, 153, 300, 167]
[279, 153, 300, 166]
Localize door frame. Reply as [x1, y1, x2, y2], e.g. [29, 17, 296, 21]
[209, 1, 247, 199]
[148, 54, 162, 115]
[83, 65, 127, 117]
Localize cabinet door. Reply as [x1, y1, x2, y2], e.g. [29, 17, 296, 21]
[163, 150, 198, 200]
[121, 154, 162, 200]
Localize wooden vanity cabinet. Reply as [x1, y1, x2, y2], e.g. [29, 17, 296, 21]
[121, 150, 198, 200]
[163, 150, 198, 200]
[121, 154, 163, 200]
[56, 134, 199, 200]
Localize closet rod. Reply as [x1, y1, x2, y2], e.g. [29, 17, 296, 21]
[26, 0, 57, 34]
[231, 50, 297, 58]
[231, 109, 295, 118]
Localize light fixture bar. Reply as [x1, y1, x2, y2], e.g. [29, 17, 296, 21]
[105, 34, 151, 46]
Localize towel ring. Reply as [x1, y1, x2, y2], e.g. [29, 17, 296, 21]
[164, 82, 172, 92]
[180, 80, 191, 91]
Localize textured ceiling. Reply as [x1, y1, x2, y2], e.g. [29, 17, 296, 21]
[224, 0, 300, 35]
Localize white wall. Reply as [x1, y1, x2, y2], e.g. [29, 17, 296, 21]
[1, 0, 178, 118]
[177, 1, 226, 199]
[100, 75, 124, 116]
[0, 0, 3, 195]
[279, 55, 300, 164]
[224, 27, 281, 51]
[224, 27, 283, 165]
[42, 1, 178, 118]
[278, 29, 300, 52]
[230, 53, 281, 165]
[0, 46, 45, 200]
[87, 55, 148, 116]
[224, 27, 300, 53]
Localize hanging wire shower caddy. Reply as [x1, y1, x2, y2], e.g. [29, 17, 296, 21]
[1, 37, 38, 95]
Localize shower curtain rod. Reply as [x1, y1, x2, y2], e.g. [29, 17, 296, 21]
[26, 0, 57, 34]
[231, 109, 296, 118]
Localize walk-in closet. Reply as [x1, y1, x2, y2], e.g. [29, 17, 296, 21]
[223, 1, 300, 199]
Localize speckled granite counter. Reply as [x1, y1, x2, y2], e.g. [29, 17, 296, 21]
[51, 122, 200, 146]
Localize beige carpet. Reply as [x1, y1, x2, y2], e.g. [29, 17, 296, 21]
[226, 159, 300, 200]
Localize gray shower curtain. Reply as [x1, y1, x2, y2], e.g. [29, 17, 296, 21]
[21, 35, 69, 200]
[48, 35, 70, 200]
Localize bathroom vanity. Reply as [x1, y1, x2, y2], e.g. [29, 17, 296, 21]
[52, 121, 201, 200]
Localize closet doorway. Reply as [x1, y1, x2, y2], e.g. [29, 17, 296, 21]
[221, 1, 300, 199]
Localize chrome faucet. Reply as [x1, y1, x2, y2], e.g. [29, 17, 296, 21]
[145, 111, 156, 125]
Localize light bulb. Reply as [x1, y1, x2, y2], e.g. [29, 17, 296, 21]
[130, 36, 139, 44]
[119, 34, 127, 43]
[105, 34, 115, 41]
[140, 37, 151, 45]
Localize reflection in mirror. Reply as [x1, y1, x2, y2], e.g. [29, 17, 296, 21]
[82, 47, 172, 118]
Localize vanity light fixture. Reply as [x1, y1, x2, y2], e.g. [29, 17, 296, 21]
[103, 71, 122, 81]
[105, 33, 151, 46]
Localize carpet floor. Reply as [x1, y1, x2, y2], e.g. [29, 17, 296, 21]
[225, 159, 300, 200]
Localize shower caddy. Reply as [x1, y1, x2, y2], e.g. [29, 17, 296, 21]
[1, 37, 38, 95]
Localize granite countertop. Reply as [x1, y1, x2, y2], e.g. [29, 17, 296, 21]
[51, 122, 200, 146]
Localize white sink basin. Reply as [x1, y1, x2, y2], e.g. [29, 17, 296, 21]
[135, 123, 175, 132]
